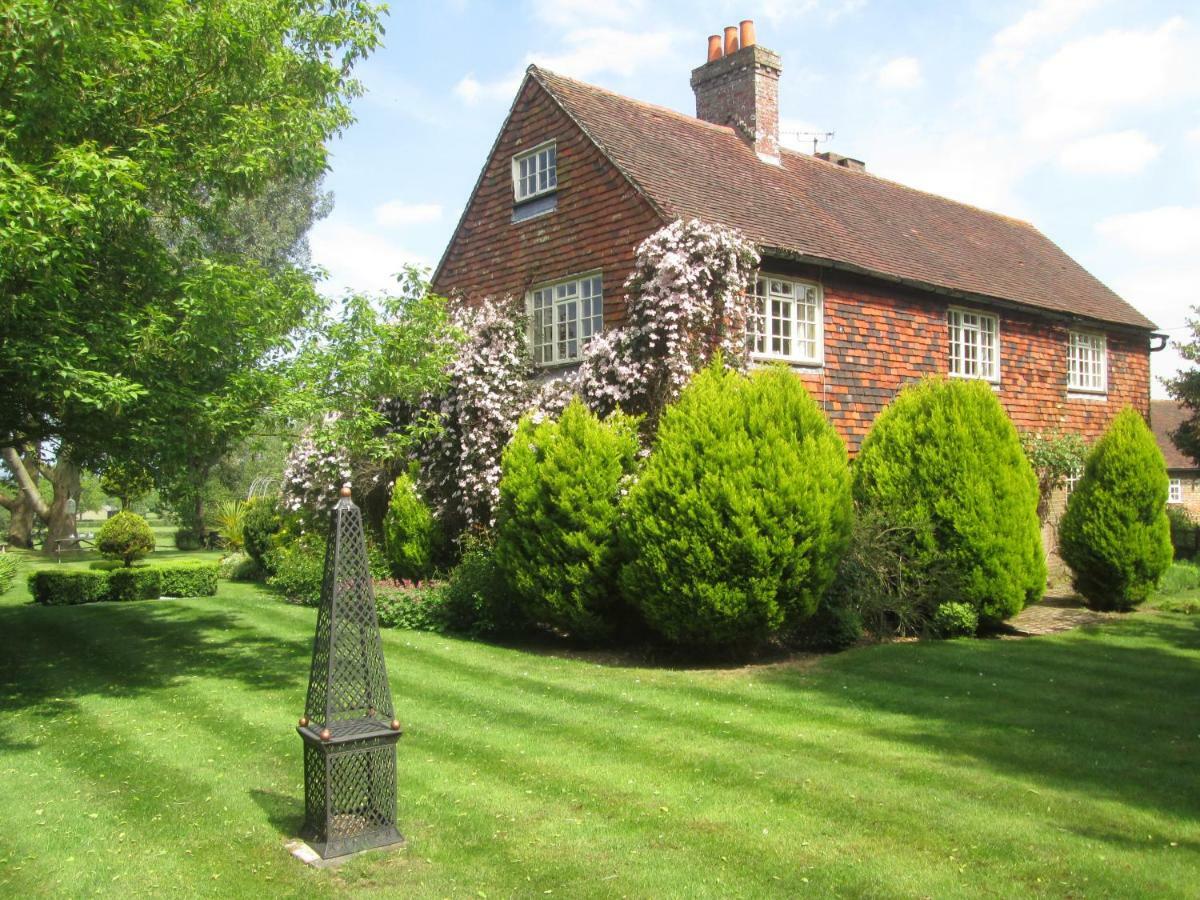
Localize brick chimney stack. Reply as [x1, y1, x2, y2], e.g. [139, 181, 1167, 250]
[690, 20, 782, 164]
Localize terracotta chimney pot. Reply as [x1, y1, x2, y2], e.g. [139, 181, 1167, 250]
[739, 20, 756, 48]
[707, 34, 723, 62]
[723, 26, 739, 56]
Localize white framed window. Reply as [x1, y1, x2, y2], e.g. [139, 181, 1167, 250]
[529, 272, 603, 365]
[513, 140, 557, 202]
[746, 276, 823, 364]
[1068, 331, 1107, 393]
[1065, 468, 1082, 495]
[1169, 478, 1183, 504]
[947, 308, 999, 382]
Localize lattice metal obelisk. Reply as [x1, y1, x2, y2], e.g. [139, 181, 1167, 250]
[297, 484, 403, 859]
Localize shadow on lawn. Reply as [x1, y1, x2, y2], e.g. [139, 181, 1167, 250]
[0, 600, 311, 715]
[755, 614, 1200, 824]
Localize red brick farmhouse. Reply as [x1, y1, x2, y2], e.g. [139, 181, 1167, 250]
[432, 22, 1160, 452]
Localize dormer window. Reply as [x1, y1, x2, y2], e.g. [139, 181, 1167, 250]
[513, 140, 557, 202]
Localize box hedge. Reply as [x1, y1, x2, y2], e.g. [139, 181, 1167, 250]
[159, 563, 219, 597]
[108, 567, 162, 601]
[29, 570, 112, 606]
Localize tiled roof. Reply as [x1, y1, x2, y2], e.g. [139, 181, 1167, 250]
[1151, 399, 1195, 470]
[530, 66, 1156, 331]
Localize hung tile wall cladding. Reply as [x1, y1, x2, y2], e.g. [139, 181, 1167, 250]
[433, 20, 1156, 453]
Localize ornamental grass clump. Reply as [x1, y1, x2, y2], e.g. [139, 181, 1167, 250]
[852, 377, 1045, 626]
[619, 363, 852, 650]
[1058, 407, 1172, 611]
[495, 399, 640, 640]
[96, 511, 156, 567]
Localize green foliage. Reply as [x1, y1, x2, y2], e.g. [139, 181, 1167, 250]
[173, 528, 204, 551]
[441, 538, 527, 637]
[1156, 561, 1200, 596]
[620, 364, 853, 649]
[210, 500, 247, 551]
[375, 581, 447, 631]
[158, 563, 219, 597]
[96, 511, 155, 566]
[241, 498, 282, 571]
[496, 400, 640, 640]
[219, 552, 263, 582]
[1059, 409, 1173, 611]
[932, 602, 979, 638]
[0, 0, 384, 452]
[265, 536, 326, 607]
[382, 474, 436, 582]
[797, 600, 863, 652]
[98, 460, 154, 510]
[107, 567, 162, 602]
[1166, 505, 1197, 559]
[853, 377, 1045, 625]
[28, 569, 110, 606]
[0, 554, 16, 595]
[1021, 431, 1088, 520]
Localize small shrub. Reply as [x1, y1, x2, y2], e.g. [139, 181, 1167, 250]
[441, 537, 526, 637]
[107, 567, 162, 601]
[1155, 561, 1200, 597]
[1156, 596, 1200, 615]
[219, 552, 263, 582]
[89, 559, 128, 571]
[265, 536, 326, 606]
[796, 600, 863, 652]
[0, 554, 18, 595]
[853, 377, 1045, 625]
[382, 474, 437, 582]
[1166, 505, 1198, 559]
[241, 498, 281, 570]
[174, 527, 204, 551]
[158, 563, 219, 597]
[211, 500, 247, 551]
[28, 569, 111, 606]
[620, 364, 853, 650]
[97, 511, 156, 566]
[932, 601, 979, 638]
[1059, 408, 1173, 611]
[375, 580, 446, 631]
[496, 400, 640, 640]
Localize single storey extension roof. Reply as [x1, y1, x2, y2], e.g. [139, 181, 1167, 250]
[529, 66, 1156, 331]
[1151, 399, 1196, 470]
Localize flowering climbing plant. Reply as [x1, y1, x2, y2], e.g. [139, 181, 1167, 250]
[576, 219, 760, 421]
[280, 417, 354, 519]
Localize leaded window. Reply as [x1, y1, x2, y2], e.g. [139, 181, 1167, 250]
[530, 273, 603, 365]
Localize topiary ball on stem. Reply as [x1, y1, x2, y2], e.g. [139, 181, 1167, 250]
[96, 511, 156, 568]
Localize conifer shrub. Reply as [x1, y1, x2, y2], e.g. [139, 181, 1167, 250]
[1058, 407, 1172, 610]
[495, 399, 640, 640]
[97, 511, 156, 567]
[241, 498, 282, 572]
[382, 473, 436, 583]
[852, 377, 1045, 625]
[619, 363, 853, 650]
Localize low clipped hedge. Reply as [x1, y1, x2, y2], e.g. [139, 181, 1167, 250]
[159, 563, 219, 597]
[29, 562, 220, 605]
[28, 570, 112, 606]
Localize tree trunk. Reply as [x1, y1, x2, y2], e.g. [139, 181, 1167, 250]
[1, 446, 82, 550]
[0, 451, 38, 548]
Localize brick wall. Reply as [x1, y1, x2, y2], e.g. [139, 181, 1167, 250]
[433, 77, 663, 323]
[689, 45, 782, 159]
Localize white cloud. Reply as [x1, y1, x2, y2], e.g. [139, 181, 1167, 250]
[373, 200, 443, 227]
[979, 0, 1105, 75]
[454, 72, 521, 106]
[1023, 18, 1197, 141]
[1056, 130, 1160, 175]
[531, 0, 643, 28]
[876, 56, 923, 90]
[1186, 126, 1200, 146]
[1095, 206, 1200, 257]
[757, 0, 866, 25]
[309, 217, 430, 297]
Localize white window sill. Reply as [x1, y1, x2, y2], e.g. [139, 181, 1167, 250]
[1067, 390, 1107, 402]
[750, 356, 824, 370]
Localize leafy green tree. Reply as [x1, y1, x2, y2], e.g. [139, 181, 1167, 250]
[99, 460, 154, 511]
[96, 511, 155, 567]
[853, 377, 1045, 625]
[495, 400, 641, 640]
[620, 364, 852, 650]
[0, 1, 382, 537]
[1058, 408, 1172, 610]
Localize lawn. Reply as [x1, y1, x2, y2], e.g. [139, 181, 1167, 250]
[1, 547, 1198, 897]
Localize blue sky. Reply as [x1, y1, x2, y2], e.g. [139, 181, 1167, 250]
[310, 0, 1200, 396]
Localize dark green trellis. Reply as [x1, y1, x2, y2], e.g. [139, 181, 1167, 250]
[297, 485, 403, 859]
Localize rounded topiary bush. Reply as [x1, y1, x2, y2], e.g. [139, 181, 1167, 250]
[495, 399, 640, 639]
[97, 511, 156, 567]
[852, 377, 1044, 625]
[1058, 407, 1172, 611]
[382, 473, 436, 583]
[241, 498, 281, 571]
[619, 363, 853, 650]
